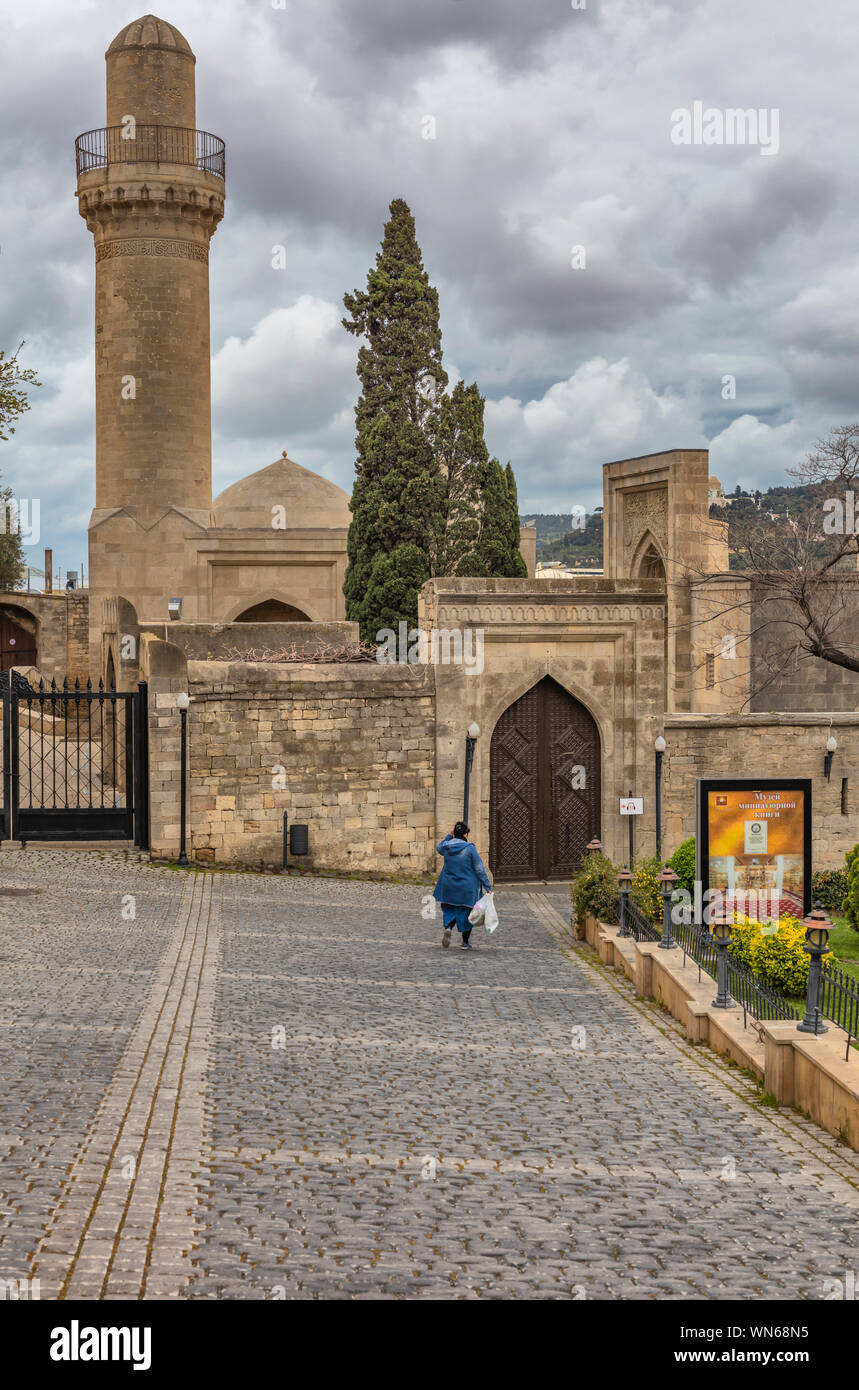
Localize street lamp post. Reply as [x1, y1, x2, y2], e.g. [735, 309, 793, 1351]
[177, 692, 190, 866]
[712, 916, 735, 1009]
[463, 722, 480, 823]
[618, 868, 633, 938]
[654, 735, 666, 858]
[798, 903, 831, 1034]
[658, 864, 679, 949]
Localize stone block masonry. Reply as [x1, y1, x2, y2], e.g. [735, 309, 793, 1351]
[663, 713, 859, 869]
[0, 590, 89, 683]
[143, 641, 436, 873]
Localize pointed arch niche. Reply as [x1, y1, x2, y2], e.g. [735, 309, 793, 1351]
[233, 599, 312, 623]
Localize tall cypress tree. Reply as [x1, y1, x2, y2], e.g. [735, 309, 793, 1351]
[343, 203, 527, 635]
[342, 200, 448, 640]
[436, 381, 484, 576]
[471, 457, 527, 577]
[438, 385, 527, 580]
[502, 462, 528, 577]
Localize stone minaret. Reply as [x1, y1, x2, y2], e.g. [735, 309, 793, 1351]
[76, 15, 224, 664]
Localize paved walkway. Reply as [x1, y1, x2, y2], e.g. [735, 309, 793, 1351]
[1, 850, 858, 1300]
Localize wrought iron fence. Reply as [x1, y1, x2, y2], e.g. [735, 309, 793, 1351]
[674, 915, 717, 977]
[630, 901, 801, 1024]
[75, 126, 225, 180]
[725, 956, 800, 1024]
[624, 897, 661, 943]
[818, 960, 859, 1049]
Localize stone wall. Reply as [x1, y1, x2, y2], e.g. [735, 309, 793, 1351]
[0, 590, 89, 682]
[749, 575, 859, 713]
[142, 637, 436, 872]
[662, 713, 859, 868]
[138, 620, 360, 661]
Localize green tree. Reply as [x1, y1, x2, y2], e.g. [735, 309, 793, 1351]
[342, 202, 527, 635]
[437, 381, 488, 576]
[0, 342, 40, 441]
[342, 200, 448, 640]
[0, 486, 26, 590]
[842, 845, 859, 936]
[668, 836, 696, 897]
[0, 343, 40, 591]
[502, 462, 528, 577]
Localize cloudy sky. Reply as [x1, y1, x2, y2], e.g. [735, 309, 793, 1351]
[1, 0, 857, 578]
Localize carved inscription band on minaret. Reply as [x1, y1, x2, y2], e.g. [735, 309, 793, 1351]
[95, 238, 209, 262]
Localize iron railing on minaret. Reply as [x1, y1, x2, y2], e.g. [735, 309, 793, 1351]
[75, 125, 225, 180]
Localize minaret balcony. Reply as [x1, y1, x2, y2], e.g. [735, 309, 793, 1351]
[75, 125, 225, 181]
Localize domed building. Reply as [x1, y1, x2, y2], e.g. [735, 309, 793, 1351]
[209, 453, 351, 625]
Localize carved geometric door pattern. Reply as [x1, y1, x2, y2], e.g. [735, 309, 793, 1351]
[490, 676, 601, 881]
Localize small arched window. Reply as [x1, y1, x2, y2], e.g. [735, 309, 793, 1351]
[639, 544, 665, 581]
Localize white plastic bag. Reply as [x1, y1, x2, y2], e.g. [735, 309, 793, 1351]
[468, 893, 489, 926]
[483, 893, 499, 933]
[469, 891, 498, 932]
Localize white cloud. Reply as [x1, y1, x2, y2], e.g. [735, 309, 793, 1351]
[486, 356, 703, 510]
[708, 414, 807, 490]
[212, 296, 357, 442]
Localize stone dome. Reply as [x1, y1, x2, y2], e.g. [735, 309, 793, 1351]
[107, 15, 194, 57]
[212, 455, 352, 530]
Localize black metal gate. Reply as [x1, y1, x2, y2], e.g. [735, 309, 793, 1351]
[0, 672, 149, 847]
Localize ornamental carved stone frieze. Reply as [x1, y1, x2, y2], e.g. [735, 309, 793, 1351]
[437, 604, 663, 624]
[95, 237, 209, 263]
[622, 489, 668, 552]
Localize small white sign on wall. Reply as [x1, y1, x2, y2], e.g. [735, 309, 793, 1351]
[619, 798, 644, 816]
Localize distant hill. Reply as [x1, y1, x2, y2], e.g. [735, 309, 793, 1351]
[521, 482, 843, 571]
[521, 511, 604, 566]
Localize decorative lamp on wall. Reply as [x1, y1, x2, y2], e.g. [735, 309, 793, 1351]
[824, 735, 837, 781]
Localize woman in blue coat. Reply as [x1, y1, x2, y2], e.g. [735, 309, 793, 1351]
[433, 821, 492, 950]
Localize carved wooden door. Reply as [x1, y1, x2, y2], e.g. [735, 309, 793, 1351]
[0, 611, 37, 671]
[490, 677, 601, 881]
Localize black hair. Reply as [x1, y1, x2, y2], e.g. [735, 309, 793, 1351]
[453, 822, 470, 839]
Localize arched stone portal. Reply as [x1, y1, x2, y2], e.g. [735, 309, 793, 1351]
[234, 599, 311, 622]
[489, 676, 601, 881]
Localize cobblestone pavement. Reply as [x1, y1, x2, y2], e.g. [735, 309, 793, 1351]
[1, 850, 859, 1300]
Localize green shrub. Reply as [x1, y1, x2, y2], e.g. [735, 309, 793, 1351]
[668, 837, 696, 897]
[726, 915, 832, 996]
[571, 853, 619, 926]
[812, 867, 848, 913]
[631, 855, 664, 924]
[842, 846, 859, 935]
[727, 918, 759, 969]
